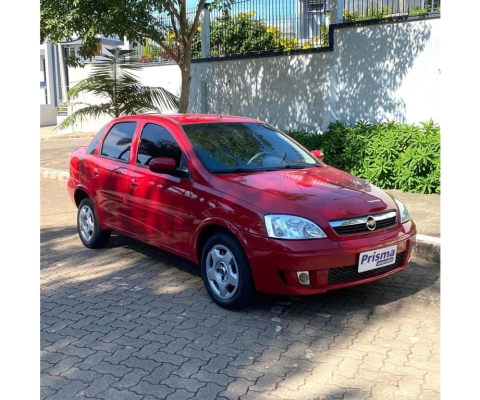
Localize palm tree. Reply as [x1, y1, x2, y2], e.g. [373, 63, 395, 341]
[58, 47, 179, 130]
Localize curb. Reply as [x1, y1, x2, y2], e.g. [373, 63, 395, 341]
[41, 168, 69, 181]
[413, 234, 441, 263]
[40, 167, 440, 263]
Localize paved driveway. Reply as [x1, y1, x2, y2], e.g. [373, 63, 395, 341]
[41, 179, 440, 400]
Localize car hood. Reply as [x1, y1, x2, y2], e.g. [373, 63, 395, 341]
[210, 166, 397, 222]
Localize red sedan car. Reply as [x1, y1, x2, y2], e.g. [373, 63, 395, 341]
[68, 114, 417, 309]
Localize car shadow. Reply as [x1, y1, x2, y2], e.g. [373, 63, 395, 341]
[106, 232, 439, 312]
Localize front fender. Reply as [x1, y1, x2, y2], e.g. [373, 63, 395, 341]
[193, 217, 242, 264]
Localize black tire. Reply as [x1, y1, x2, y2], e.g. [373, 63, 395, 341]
[77, 198, 111, 249]
[201, 232, 255, 310]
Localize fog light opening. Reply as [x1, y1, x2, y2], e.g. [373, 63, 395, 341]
[296, 271, 310, 286]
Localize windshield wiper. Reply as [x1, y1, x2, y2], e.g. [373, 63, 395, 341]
[213, 163, 318, 174]
[213, 168, 266, 174]
[270, 163, 317, 170]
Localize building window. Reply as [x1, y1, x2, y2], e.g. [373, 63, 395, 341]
[64, 46, 77, 59]
[308, 0, 327, 13]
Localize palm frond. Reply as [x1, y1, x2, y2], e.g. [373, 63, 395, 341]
[59, 46, 179, 130]
[58, 104, 115, 130]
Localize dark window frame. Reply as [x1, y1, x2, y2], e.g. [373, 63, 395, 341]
[100, 121, 137, 163]
[136, 123, 182, 167]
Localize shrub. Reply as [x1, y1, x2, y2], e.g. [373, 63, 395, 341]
[285, 129, 324, 151]
[285, 120, 440, 194]
[343, 7, 393, 23]
[210, 12, 279, 56]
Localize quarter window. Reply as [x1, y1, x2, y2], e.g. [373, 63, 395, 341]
[101, 122, 136, 161]
[87, 125, 107, 155]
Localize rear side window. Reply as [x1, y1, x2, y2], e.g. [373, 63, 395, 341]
[137, 123, 182, 166]
[101, 122, 137, 162]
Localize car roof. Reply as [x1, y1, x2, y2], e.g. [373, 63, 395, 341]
[114, 113, 262, 125]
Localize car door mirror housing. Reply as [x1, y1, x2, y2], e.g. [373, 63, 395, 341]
[311, 149, 324, 161]
[149, 157, 177, 173]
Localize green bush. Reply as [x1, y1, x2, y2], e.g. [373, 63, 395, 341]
[210, 12, 279, 56]
[285, 129, 324, 151]
[343, 7, 393, 23]
[284, 120, 440, 194]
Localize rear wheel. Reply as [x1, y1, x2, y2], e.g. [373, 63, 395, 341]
[201, 232, 255, 309]
[77, 198, 111, 249]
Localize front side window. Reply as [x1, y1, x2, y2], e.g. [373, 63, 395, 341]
[182, 122, 321, 173]
[101, 122, 136, 162]
[137, 123, 183, 167]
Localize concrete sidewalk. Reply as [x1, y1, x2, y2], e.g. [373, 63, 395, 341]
[40, 127, 440, 262]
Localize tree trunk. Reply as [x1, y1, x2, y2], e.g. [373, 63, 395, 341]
[179, 66, 191, 113]
[178, 43, 192, 113]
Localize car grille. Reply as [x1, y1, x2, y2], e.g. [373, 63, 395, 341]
[329, 211, 397, 235]
[327, 252, 405, 286]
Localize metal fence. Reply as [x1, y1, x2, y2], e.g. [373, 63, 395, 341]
[131, 0, 330, 62]
[207, 0, 330, 57]
[130, 0, 440, 62]
[342, 0, 441, 21]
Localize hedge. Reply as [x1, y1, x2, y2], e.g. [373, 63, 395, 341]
[285, 120, 440, 194]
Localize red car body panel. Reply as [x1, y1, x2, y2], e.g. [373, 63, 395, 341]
[68, 114, 417, 298]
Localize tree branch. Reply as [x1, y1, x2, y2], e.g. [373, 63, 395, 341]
[189, 0, 207, 43]
[164, 0, 181, 22]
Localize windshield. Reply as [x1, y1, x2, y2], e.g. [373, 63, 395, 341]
[181, 122, 322, 173]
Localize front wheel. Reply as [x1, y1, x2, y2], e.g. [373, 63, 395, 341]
[77, 198, 111, 249]
[201, 233, 255, 310]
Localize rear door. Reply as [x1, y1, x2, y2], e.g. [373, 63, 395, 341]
[93, 121, 137, 233]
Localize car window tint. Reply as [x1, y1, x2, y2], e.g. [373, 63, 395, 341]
[87, 125, 107, 155]
[101, 122, 136, 162]
[182, 122, 318, 172]
[137, 123, 182, 167]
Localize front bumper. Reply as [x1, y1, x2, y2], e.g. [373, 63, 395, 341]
[239, 221, 417, 296]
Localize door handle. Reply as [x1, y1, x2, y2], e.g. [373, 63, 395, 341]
[130, 179, 138, 189]
[92, 168, 99, 177]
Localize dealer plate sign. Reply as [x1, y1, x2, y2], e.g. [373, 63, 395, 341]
[358, 245, 397, 273]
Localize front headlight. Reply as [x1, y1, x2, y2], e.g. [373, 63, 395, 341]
[394, 199, 411, 223]
[264, 215, 327, 239]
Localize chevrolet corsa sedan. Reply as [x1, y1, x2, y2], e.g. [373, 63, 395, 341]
[68, 114, 417, 309]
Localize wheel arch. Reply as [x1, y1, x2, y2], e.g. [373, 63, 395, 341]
[194, 219, 250, 266]
[74, 188, 90, 208]
[74, 188, 109, 232]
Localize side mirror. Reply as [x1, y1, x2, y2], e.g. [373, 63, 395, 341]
[311, 149, 324, 161]
[149, 157, 177, 173]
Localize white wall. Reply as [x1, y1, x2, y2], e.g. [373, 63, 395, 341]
[63, 17, 441, 133]
[333, 19, 441, 126]
[190, 17, 441, 132]
[190, 52, 332, 132]
[40, 104, 58, 126]
[57, 62, 182, 133]
[136, 63, 182, 100]
[57, 64, 114, 133]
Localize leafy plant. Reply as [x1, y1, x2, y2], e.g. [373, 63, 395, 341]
[210, 12, 279, 56]
[343, 7, 393, 22]
[141, 40, 162, 62]
[319, 25, 329, 47]
[285, 129, 324, 150]
[58, 47, 179, 130]
[287, 120, 440, 194]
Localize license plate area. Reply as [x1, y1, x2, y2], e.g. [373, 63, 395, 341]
[358, 245, 397, 273]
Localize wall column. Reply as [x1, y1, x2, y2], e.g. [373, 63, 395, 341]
[201, 3, 211, 59]
[44, 40, 56, 106]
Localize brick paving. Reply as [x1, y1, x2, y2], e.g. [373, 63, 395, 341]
[41, 178, 440, 399]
